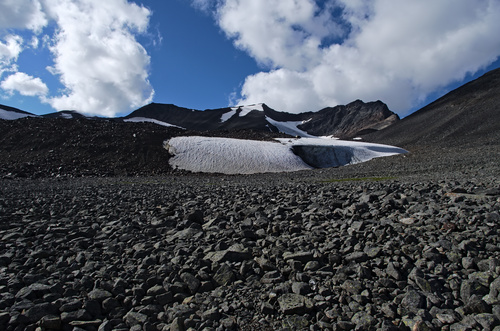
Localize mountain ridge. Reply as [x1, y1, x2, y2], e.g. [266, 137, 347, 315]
[125, 100, 398, 138]
[1, 99, 399, 139]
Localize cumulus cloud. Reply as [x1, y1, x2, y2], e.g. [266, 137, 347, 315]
[0, 35, 24, 77]
[41, 0, 154, 116]
[203, 0, 500, 115]
[0, 0, 154, 117]
[216, 0, 343, 70]
[1, 72, 49, 96]
[0, 0, 48, 33]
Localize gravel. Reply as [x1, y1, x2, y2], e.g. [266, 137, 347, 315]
[1, 149, 499, 330]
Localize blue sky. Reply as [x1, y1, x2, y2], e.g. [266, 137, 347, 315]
[1, 0, 500, 117]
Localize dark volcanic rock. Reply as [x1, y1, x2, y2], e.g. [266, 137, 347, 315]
[1, 170, 497, 330]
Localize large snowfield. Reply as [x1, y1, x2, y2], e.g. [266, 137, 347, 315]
[165, 136, 407, 174]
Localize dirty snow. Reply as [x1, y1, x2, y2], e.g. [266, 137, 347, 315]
[278, 137, 408, 168]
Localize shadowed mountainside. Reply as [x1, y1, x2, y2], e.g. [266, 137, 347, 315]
[362, 68, 500, 148]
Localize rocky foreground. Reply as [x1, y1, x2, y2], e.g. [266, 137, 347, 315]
[1, 155, 500, 331]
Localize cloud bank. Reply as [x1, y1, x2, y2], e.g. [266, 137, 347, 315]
[200, 0, 500, 115]
[0, 0, 154, 116]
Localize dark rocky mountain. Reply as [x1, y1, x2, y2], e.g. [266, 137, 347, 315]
[125, 100, 399, 138]
[2, 100, 398, 139]
[363, 68, 500, 148]
[296, 100, 398, 137]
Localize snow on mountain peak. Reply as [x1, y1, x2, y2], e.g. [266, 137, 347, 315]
[229, 103, 265, 117]
[220, 109, 237, 123]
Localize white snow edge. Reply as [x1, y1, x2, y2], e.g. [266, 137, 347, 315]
[124, 117, 184, 129]
[165, 136, 407, 175]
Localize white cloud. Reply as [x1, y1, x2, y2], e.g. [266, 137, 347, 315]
[191, 0, 216, 13]
[0, 0, 48, 33]
[1, 72, 49, 96]
[0, 0, 155, 117]
[216, 0, 343, 70]
[30, 36, 40, 49]
[206, 0, 500, 115]
[41, 0, 154, 116]
[0, 35, 24, 77]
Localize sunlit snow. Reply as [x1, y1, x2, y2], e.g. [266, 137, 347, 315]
[265, 116, 314, 137]
[237, 103, 264, 117]
[124, 117, 184, 129]
[165, 136, 312, 174]
[165, 136, 407, 174]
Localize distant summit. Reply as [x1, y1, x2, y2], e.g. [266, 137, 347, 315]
[125, 100, 398, 139]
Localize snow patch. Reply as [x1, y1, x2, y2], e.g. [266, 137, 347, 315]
[231, 103, 264, 117]
[0, 108, 36, 120]
[265, 116, 314, 137]
[125, 117, 184, 129]
[220, 109, 237, 123]
[165, 136, 407, 174]
[165, 136, 312, 174]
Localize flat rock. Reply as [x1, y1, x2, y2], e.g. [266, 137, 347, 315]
[278, 293, 313, 315]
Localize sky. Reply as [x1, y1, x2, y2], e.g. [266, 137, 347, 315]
[1, 0, 500, 118]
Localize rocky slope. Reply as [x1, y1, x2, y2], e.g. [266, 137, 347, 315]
[1, 169, 499, 331]
[362, 68, 500, 149]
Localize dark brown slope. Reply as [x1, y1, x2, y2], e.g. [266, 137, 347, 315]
[362, 68, 500, 148]
[0, 118, 185, 177]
